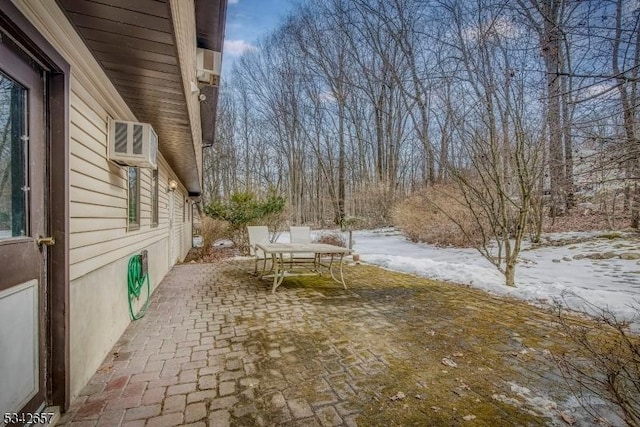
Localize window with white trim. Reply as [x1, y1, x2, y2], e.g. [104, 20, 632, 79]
[151, 169, 158, 227]
[128, 166, 140, 230]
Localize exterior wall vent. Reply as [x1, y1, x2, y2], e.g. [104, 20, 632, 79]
[196, 48, 221, 86]
[108, 119, 158, 169]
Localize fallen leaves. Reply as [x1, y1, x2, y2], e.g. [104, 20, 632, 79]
[97, 364, 113, 373]
[456, 378, 471, 390]
[389, 391, 406, 401]
[442, 357, 458, 368]
[560, 412, 576, 425]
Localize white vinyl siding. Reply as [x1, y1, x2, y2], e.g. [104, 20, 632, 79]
[58, 11, 194, 279]
[68, 76, 191, 280]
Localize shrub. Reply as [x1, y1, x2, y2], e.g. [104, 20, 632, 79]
[313, 231, 347, 247]
[391, 184, 485, 247]
[199, 216, 229, 258]
[553, 298, 640, 426]
[204, 190, 286, 254]
[341, 216, 367, 231]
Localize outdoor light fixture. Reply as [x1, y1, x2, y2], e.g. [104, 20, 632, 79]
[168, 179, 178, 192]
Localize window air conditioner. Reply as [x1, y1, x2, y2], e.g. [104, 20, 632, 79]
[196, 48, 221, 86]
[108, 119, 158, 169]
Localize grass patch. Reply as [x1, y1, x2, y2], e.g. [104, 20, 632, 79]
[597, 232, 623, 240]
[226, 261, 596, 425]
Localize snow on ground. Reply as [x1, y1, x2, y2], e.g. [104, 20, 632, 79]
[347, 228, 640, 322]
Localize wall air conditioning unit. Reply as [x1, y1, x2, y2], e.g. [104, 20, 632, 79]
[108, 119, 158, 169]
[196, 48, 221, 86]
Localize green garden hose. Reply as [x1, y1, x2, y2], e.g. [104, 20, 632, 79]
[127, 254, 150, 320]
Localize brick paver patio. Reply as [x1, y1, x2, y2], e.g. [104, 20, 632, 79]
[57, 259, 594, 426]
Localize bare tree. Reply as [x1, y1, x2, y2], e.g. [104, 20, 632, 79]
[517, 0, 577, 217]
[427, 0, 546, 286]
[612, 0, 640, 228]
[290, 0, 352, 224]
[206, 0, 636, 237]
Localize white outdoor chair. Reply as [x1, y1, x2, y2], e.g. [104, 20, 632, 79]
[290, 226, 311, 244]
[247, 225, 270, 275]
[289, 226, 316, 268]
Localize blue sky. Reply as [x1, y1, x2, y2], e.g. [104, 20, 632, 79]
[222, 0, 297, 74]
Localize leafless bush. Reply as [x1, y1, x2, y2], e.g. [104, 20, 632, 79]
[391, 184, 485, 247]
[352, 182, 398, 227]
[199, 216, 229, 258]
[553, 297, 640, 426]
[313, 231, 347, 247]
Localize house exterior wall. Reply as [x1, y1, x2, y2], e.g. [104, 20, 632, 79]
[10, 0, 194, 400]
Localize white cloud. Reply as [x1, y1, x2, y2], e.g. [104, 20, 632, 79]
[579, 82, 618, 102]
[462, 17, 521, 42]
[228, 0, 239, 4]
[319, 91, 336, 103]
[223, 39, 257, 56]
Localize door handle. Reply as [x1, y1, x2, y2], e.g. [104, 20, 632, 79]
[37, 236, 56, 247]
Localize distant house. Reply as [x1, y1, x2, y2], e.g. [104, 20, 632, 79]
[0, 0, 226, 417]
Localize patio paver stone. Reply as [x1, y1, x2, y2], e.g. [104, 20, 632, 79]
[56, 259, 599, 426]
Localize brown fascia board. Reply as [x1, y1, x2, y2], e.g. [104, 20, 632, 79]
[195, 0, 228, 51]
[195, 0, 227, 152]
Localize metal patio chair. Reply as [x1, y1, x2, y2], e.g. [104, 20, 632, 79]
[247, 225, 270, 276]
[289, 226, 317, 269]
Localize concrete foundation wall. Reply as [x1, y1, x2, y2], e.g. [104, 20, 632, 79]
[69, 238, 169, 398]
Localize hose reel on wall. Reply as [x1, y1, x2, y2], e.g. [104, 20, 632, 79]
[128, 250, 150, 320]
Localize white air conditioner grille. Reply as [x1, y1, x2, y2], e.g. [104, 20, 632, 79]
[115, 122, 128, 153]
[108, 119, 158, 169]
[133, 124, 143, 154]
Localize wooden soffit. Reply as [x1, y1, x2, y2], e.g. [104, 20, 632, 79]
[58, 0, 226, 195]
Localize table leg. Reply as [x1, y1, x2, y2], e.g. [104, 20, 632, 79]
[265, 255, 275, 275]
[328, 254, 337, 281]
[338, 253, 346, 289]
[327, 253, 347, 289]
[271, 253, 286, 294]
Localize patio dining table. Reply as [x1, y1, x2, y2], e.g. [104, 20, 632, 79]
[255, 242, 351, 293]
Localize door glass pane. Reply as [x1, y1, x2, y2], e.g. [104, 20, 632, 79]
[0, 71, 27, 239]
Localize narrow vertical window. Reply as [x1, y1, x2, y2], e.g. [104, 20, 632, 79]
[128, 166, 140, 230]
[151, 169, 158, 227]
[0, 71, 27, 238]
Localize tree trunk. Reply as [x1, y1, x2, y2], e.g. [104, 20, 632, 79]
[561, 74, 574, 209]
[505, 262, 517, 287]
[613, 0, 640, 228]
[375, 88, 385, 183]
[542, 0, 566, 217]
[337, 98, 346, 224]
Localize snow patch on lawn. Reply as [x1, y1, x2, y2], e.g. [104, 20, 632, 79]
[351, 229, 640, 321]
